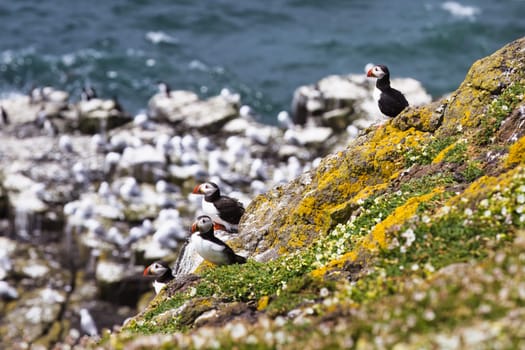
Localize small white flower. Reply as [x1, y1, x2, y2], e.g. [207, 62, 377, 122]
[501, 207, 508, 216]
[441, 206, 451, 215]
[413, 291, 425, 301]
[421, 215, 431, 224]
[484, 210, 492, 217]
[401, 228, 416, 247]
[424, 263, 435, 273]
[480, 199, 489, 208]
[464, 208, 473, 217]
[502, 105, 509, 111]
[411, 264, 419, 271]
[423, 309, 436, 321]
[518, 194, 525, 204]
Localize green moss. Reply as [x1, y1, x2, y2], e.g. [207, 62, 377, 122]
[442, 140, 467, 163]
[462, 161, 485, 182]
[404, 135, 457, 166]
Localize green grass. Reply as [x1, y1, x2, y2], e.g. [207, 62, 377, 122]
[404, 136, 457, 166]
[477, 82, 525, 145]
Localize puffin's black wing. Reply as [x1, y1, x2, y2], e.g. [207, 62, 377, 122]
[214, 196, 245, 224]
[379, 87, 409, 118]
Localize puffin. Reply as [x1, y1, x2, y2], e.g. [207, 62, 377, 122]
[143, 261, 174, 294]
[367, 64, 409, 118]
[192, 182, 245, 232]
[190, 215, 246, 265]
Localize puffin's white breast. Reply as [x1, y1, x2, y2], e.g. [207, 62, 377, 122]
[190, 233, 230, 265]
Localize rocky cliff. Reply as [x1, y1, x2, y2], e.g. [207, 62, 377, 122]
[11, 36, 525, 349]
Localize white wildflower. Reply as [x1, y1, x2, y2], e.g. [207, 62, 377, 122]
[319, 288, 330, 298]
[441, 206, 451, 215]
[424, 263, 435, 273]
[480, 199, 489, 208]
[484, 210, 492, 217]
[413, 291, 425, 301]
[423, 309, 436, 321]
[516, 205, 525, 214]
[464, 208, 473, 217]
[422, 215, 431, 224]
[518, 194, 525, 204]
[501, 207, 508, 216]
[411, 264, 419, 271]
[401, 228, 416, 247]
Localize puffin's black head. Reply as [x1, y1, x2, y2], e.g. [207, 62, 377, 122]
[191, 215, 214, 234]
[143, 261, 170, 277]
[367, 65, 390, 79]
[192, 182, 220, 196]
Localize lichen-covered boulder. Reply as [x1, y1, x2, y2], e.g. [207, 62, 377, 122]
[238, 36, 525, 261]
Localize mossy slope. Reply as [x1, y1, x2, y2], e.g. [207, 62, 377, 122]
[84, 37, 525, 349]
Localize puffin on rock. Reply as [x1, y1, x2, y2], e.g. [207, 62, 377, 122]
[191, 215, 246, 265]
[367, 64, 409, 118]
[192, 182, 245, 232]
[143, 261, 174, 294]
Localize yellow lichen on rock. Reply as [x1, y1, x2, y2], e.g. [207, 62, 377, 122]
[353, 124, 427, 179]
[365, 189, 444, 250]
[431, 142, 458, 164]
[506, 135, 525, 167]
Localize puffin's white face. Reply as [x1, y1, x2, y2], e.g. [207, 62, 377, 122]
[194, 182, 218, 196]
[144, 262, 168, 277]
[193, 215, 214, 233]
[367, 65, 386, 79]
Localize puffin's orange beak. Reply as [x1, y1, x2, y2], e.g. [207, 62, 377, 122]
[191, 222, 197, 233]
[143, 266, 151, 276]
[192, 184, 201, 194]
[367, 68, 374, 77]
[213, 223, 227, 231]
